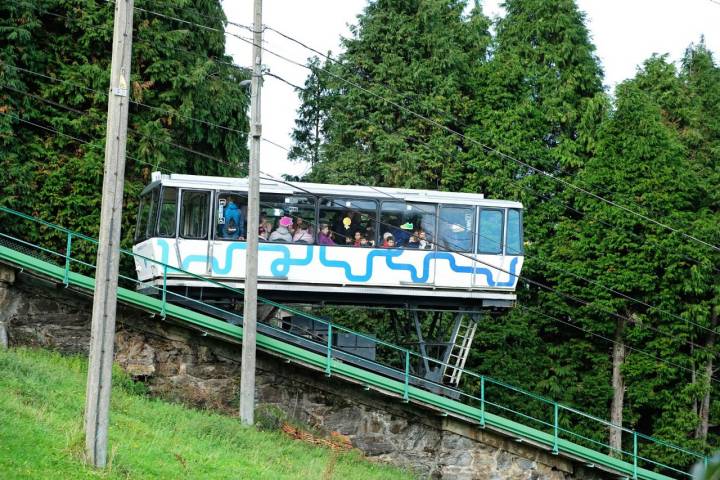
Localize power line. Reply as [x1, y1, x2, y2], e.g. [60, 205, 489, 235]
[4, 64, 717, 342]
[255, 24, 720, 254]
[258, 169, 720, 356]
[6, 9, 718, 360]
[3, 13, 714, 275]
[137, 3, 720, 252]
[516, 304, 715, 383]
[0, 62, 294, 156]
[136, 0, 255, 33]
[7, 68, 715, 349]
[0, 110, 162, 174]
[264, 71, 305, 92]
[4, 96, 718, 386]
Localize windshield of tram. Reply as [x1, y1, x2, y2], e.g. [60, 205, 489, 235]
[135, 187, 159, 242]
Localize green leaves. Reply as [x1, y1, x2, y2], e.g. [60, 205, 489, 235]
[0, 0, 249, 261]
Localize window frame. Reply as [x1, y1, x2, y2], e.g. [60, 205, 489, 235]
[505, 208, 524, 255]
[134, 186, 160, 243]
[156, 186, 179, 239]
[476, 207, 505, 255]
[318, 196, 379, 247]
[213, 190, 249, 242]
[379, 200, 438, 250]
[178, 188, 213, 241]
[260, 191, 318, 244]
[437, 203, 476, 254]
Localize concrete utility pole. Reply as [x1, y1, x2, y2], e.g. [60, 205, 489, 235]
[240, 0, 262, 425]
[84, 0, 134, 467]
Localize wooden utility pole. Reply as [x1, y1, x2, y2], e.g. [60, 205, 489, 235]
[240, 0, 262, 425]
[84, 0, 134, 467]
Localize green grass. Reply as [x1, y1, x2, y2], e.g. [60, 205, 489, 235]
[0, 347, 414, 479]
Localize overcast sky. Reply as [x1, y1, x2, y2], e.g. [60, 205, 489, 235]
[222, 0, 720, 178]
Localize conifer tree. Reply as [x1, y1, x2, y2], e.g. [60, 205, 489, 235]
[298, 0, 491, 189]
[461, 0, 606, 421]
[550, 56, 714, 456]
[288, 56, 332, 169]
[0, 0, 249, 261]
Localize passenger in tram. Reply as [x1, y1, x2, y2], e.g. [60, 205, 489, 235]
[363, 225, 376, 246]
[418, 230, 433, 250]
[406, 231, 420, 249]
[269, 216, 293, 243]
[337, 212, 360, 244]
[292, 217, 314, 244]
[317, 223, 336, 245]
[258, 215, 272, 241]
[352, 230, 363, 247]
[221, 197, 245, 240]
[406, 229, 432, 249]
[382, 232, 395, 248]
[396, 222, 414, 246]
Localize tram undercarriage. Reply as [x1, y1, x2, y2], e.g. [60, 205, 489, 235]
[142, 280, 509, 398]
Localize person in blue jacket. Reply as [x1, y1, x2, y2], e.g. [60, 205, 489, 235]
[222, 197, 246, 240]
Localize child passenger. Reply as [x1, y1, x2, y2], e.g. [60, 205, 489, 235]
[352, 230, 363, 247]
[317, 223, 336, 245]
[382, 232, 395, 248]
[406, 230, 420, 249]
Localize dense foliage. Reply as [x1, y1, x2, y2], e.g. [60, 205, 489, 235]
[290, 0, 720, 468]
[0, 0, 249, 261]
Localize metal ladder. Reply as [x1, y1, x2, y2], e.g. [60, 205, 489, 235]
[442, 317, 478, 386]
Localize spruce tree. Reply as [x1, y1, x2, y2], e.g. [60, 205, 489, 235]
[288, 56, 331, 169]
[550, 56, 714, 458]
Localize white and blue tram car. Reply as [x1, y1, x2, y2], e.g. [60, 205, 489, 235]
[133, 172, 524, 308]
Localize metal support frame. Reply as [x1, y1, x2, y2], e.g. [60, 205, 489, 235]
[325, 324, 333, 376]
[553, 402, 559, 454]
[410, 307, 480, 386]
[63, 233, 73, 286]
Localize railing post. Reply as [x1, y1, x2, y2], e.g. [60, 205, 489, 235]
[403, 350, 410, 402]
[632, 431, 638, 479]
[325, 324, 332, 377]
[552, 402, 559, 454]
[160, 264, 168, 317]
[63, 232, 73, 286]
[480, 376, 486, 428]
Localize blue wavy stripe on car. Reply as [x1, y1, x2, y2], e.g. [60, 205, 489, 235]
[178, 242, 314, 276]
[319, 246, 405, 282]
[156, 239, 518, 287]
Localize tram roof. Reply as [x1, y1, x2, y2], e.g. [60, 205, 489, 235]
[148, 172, 523, 208]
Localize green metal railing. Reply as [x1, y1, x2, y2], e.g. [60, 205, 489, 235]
[0, 206, 708, 479]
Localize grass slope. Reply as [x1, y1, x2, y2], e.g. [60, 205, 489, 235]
[0, 348, 414, 479]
